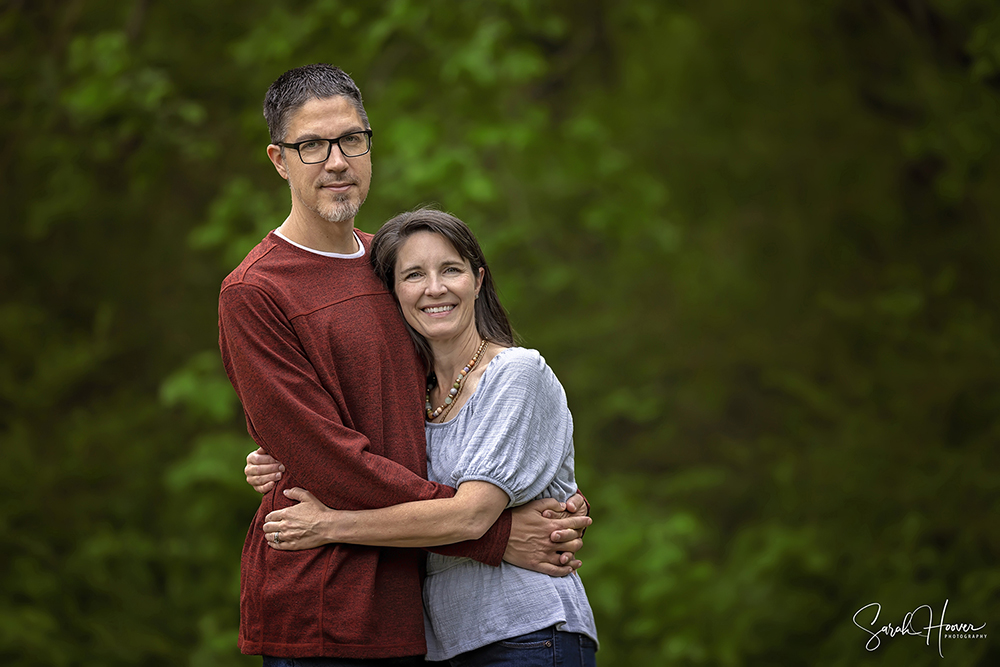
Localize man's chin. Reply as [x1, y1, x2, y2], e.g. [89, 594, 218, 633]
[320, 202, 360, 223]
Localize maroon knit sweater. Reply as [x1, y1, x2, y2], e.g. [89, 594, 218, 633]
[219, 231, 511, 659]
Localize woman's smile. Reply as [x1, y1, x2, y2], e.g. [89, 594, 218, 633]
[422, 304, 456, 315]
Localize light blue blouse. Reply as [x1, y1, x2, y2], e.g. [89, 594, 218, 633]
[422, 347, 599, 661]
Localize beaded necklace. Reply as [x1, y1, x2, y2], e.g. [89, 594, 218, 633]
[426, 338, 489, 422]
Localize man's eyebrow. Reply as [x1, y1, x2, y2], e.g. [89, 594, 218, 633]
[290, 127, 366, 143]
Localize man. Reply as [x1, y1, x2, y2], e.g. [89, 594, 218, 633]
[219, 63, 589, 664]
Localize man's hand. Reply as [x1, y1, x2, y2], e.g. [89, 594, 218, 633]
[504, 495, 592, 577]
[245, 447, 284, 494]
[544, 491, 590, 540]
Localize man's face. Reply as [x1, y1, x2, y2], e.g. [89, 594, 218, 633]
[267, 96, 372, 225]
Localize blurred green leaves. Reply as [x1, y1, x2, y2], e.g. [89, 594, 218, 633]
[3, 0, 999, 665]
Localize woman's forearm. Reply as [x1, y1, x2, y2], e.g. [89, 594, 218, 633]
[333, 482, 507, 547]
[267, 481, 509, 550]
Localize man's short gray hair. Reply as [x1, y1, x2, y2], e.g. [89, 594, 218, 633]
[263, 63, 370, 144]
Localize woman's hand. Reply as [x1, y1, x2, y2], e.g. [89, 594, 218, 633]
[245, 447, 284, 494]
[263, 488, 338, 551]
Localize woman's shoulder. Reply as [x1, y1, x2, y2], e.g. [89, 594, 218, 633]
[486, 346, 544, 374]
[473, 347, 569, 420]
[481, 347, 564, 392]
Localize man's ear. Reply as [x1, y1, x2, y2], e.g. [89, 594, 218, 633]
[266, 144, 289, 180]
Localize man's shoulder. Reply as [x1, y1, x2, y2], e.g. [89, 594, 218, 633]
[219, 229, 389, 318]
[221, 232, 283, 291]
[223, 229, 378, 289]
[220, 231, 343, 292]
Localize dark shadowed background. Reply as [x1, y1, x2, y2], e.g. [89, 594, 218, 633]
[2, 1, 998, 665]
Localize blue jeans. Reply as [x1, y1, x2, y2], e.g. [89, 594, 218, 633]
[446, 625, 597, 667]
[263, 656, 423, 667]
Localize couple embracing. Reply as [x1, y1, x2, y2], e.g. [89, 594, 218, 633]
[220, 63, 598, 666]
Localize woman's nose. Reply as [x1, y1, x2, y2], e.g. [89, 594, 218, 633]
[425, 274, 447, 295]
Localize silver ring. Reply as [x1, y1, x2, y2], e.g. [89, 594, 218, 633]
[274, 531, 281, 544]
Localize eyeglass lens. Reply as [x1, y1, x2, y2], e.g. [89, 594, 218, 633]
[298, 133, 370, 163]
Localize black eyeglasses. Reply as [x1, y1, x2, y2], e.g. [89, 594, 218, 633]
[276, 130, 373, 163]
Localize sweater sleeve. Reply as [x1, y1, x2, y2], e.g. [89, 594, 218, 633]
[451, 349, 577, 506]
[219, 281, 510, 565]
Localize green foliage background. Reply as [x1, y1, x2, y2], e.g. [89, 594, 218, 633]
[2, 1, 998, 665]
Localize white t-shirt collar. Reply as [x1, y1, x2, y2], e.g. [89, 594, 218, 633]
[274, 229, 366, 259]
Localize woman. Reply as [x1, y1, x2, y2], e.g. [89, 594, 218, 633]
[248, 208, 598, 666]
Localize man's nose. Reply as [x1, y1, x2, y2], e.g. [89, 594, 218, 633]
[324, 144, 349, 171]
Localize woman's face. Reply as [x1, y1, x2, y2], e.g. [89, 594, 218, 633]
[394, 231, 484, 346]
